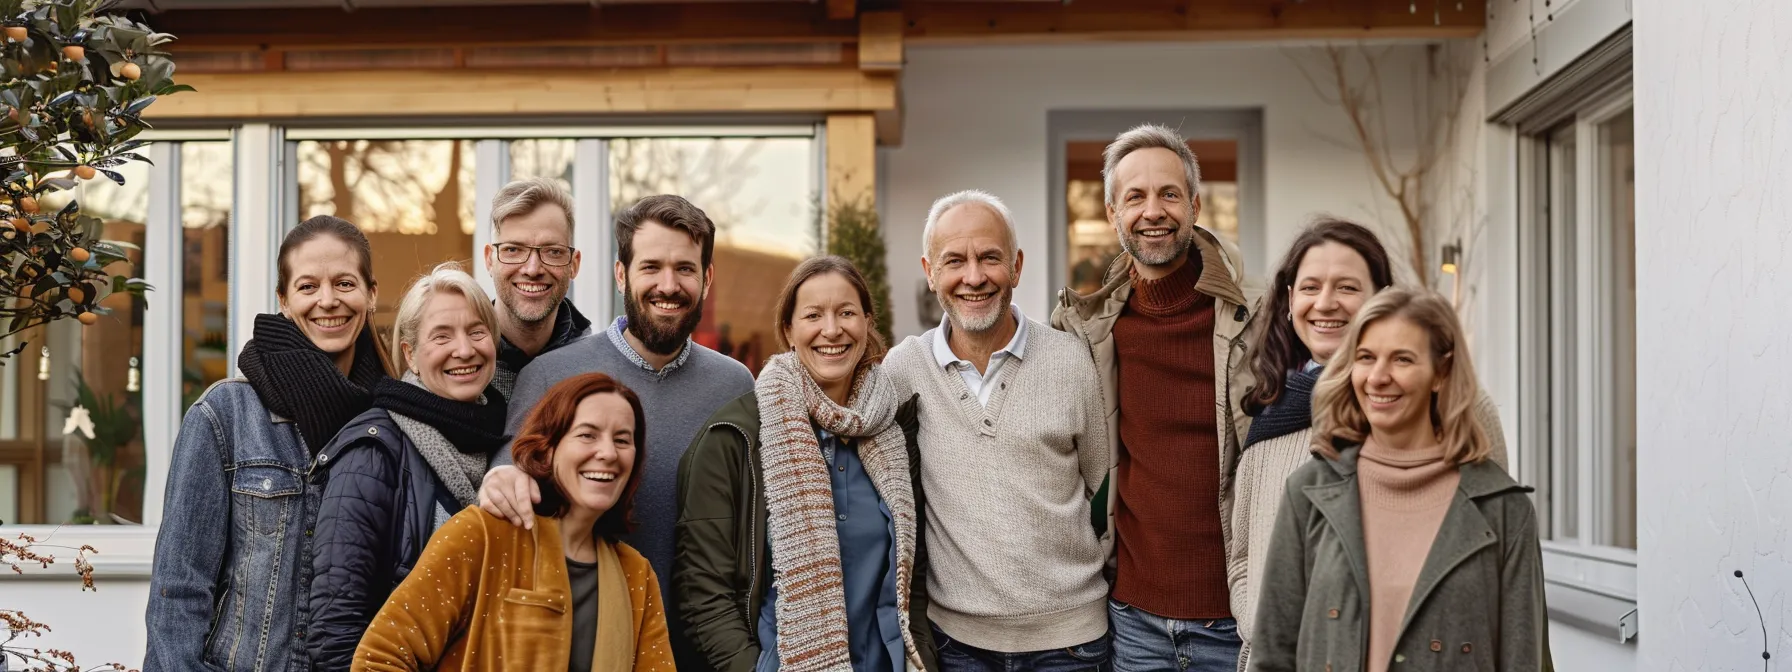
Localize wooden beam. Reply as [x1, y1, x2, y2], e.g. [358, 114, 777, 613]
[900, 0, 1486, 44]
[858, 11, 904, 72]
[826, 113, 877, 210]
[147, 1, 1481, 55]
[152, 3, 856, 51]
[828, 0, 858, 21]
[147, 67, 897, 120]
[874, 81, 903, 147]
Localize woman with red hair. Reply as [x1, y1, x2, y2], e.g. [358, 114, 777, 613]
[352, 372, 674, 671]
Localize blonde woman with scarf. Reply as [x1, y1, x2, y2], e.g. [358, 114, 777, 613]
[675, 255, 938, 672]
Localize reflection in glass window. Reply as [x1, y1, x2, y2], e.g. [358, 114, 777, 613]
[510, 139, 576, 194]
[609, 137, 816, 374]
[296, 139, 478, 336]
[1601, 110, 1636, 550]
[182, 143, 233, 413]
[1063, 139, 1239, 296]
[0, 160, 153, 524]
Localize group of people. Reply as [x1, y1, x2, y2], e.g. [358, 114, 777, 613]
[142, 123, 1551, 672]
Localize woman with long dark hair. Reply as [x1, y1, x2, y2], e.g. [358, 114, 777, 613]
[1231, 219, 1506, 667]
[146, 215, 394, 672]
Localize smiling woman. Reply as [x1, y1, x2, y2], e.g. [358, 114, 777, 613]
[351, 372, 672, 671]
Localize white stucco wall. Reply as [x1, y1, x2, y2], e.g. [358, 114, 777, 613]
[881, 42, 1429, 339]
[1635, 0, 1792, 668]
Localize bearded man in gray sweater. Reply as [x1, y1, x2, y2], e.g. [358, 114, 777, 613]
[884, 190, 1111, 671]
[478, 194, 754, 671]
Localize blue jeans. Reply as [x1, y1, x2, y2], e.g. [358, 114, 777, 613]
[1108, 600, 1241, 672]
[933, 623, 1111, 672]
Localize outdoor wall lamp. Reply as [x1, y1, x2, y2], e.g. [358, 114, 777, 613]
[1440, 240, 1461, 275]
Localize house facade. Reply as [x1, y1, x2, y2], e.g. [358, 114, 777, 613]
[3, 0, 1782, 668]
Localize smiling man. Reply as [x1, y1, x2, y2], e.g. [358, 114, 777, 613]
[484, 178, 594, 398]
[479, 194, 754, 671]
[1051, 124, 1267, 671]
[883, 190, 1111, 671]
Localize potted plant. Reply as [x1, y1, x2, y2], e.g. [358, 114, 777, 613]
[53, 366, 136, 525]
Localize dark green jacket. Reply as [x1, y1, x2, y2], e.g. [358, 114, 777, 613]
[673, 391, 939, 672]
[1248, 446, 1553, 672]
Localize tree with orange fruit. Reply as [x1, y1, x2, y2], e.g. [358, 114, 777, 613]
[0, 0, 186, 362]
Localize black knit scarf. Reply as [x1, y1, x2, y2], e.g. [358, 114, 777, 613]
[237, 314, 388, 454]
[1243, 367, 1323, 449]
[371, 377, 509, 457]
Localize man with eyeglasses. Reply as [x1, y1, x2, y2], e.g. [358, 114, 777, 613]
[483, 177, 594, 398]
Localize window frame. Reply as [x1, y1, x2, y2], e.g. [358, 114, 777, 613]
[1516, 83, 1639, 638]
[1, 122, 823, 578]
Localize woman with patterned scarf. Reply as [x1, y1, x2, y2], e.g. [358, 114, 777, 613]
[304, 262, 509, 670]
[676, 255, 938, 672]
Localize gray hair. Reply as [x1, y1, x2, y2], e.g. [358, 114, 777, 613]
[921, 189, 1019, 262]
[390, 261, 500, 367]
[1102, 124, 1203, 208]
[491, 177, 574, 239]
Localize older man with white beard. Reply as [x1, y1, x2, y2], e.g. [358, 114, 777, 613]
[883, 190, 1112, 671]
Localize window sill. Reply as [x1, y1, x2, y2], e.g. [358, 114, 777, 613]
[1545, 577, 1639, 643]
[0, 525, 157, 580]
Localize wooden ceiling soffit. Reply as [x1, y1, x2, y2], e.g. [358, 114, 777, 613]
[147, 67, 898, 120]
[899, 0, 1487, 43]
[150, 4, 856, 50]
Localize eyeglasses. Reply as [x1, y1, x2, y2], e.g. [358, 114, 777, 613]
[494, 243, 575, 267]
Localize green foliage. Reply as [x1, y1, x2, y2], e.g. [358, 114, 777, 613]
[825, 196, 894, 346]
[55, 365, 137, 468]
[0, 0, 184, 360]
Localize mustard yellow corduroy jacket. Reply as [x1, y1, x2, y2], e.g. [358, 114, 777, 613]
[352, 506, 675, 672]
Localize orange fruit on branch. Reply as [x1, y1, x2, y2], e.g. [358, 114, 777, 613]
[19, 196, 38, 213]
[67, 285, 84, 304]
[61, 45, 83, 61]
[77, 311, 96, 325]
[119, 62, 140, 81]
[3, 26, 24, 42]
[69, 247, 90, 263]
[74, 165, 95, 180]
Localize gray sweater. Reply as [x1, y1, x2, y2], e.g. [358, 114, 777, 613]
[884, 320, 1111, 653]
[491, 326, 754, 604]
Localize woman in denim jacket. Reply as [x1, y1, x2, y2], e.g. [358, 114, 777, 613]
[146, 215, 395, 672]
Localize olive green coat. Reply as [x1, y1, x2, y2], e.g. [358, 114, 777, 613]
[1247, 446, 1553, 672]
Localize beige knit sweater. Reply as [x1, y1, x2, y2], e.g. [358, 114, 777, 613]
[1230, 388, 1509, 668]
[883, 321, 1110, 653]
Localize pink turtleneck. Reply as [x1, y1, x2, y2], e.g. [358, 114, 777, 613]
[1357, 439, 1461, 672]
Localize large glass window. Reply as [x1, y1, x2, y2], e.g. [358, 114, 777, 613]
[0, 160, 153, 524]
[182, 142, 233, 412]
[609, 137, 816, 374]
[1063, 139, 1239, 296]
[510, 139, 576, 193]
[296, 139, 478, 334]
[1525, 105, 1636, 551]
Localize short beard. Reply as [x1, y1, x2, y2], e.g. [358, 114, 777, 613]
[495, 278, 565, 325]
[934, 278, 1013, 334]
[1120, 208, 1199, 268]
[623, 282, 703, 356]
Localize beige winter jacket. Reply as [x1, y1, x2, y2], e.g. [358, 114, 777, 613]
[1048, 227, 1267, 599]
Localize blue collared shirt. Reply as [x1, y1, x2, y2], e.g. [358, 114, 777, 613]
[756, 430, 903, 672]
[605, 316, 694, 379]
[931, 304, 1029, 406]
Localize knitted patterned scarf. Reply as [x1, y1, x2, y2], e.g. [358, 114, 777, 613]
[755, 352, 924, 672]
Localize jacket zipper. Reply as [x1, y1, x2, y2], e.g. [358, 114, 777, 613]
[713, 421, 759, 631]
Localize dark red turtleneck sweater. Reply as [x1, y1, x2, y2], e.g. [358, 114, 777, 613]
[1111, 254, 1231, 619]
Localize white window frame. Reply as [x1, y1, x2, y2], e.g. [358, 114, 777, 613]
[1, 122, 820, 580]
[1516, 84, 1639, 640]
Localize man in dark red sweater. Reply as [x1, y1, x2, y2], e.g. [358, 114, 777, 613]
[1051, 124, 1267, 671]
